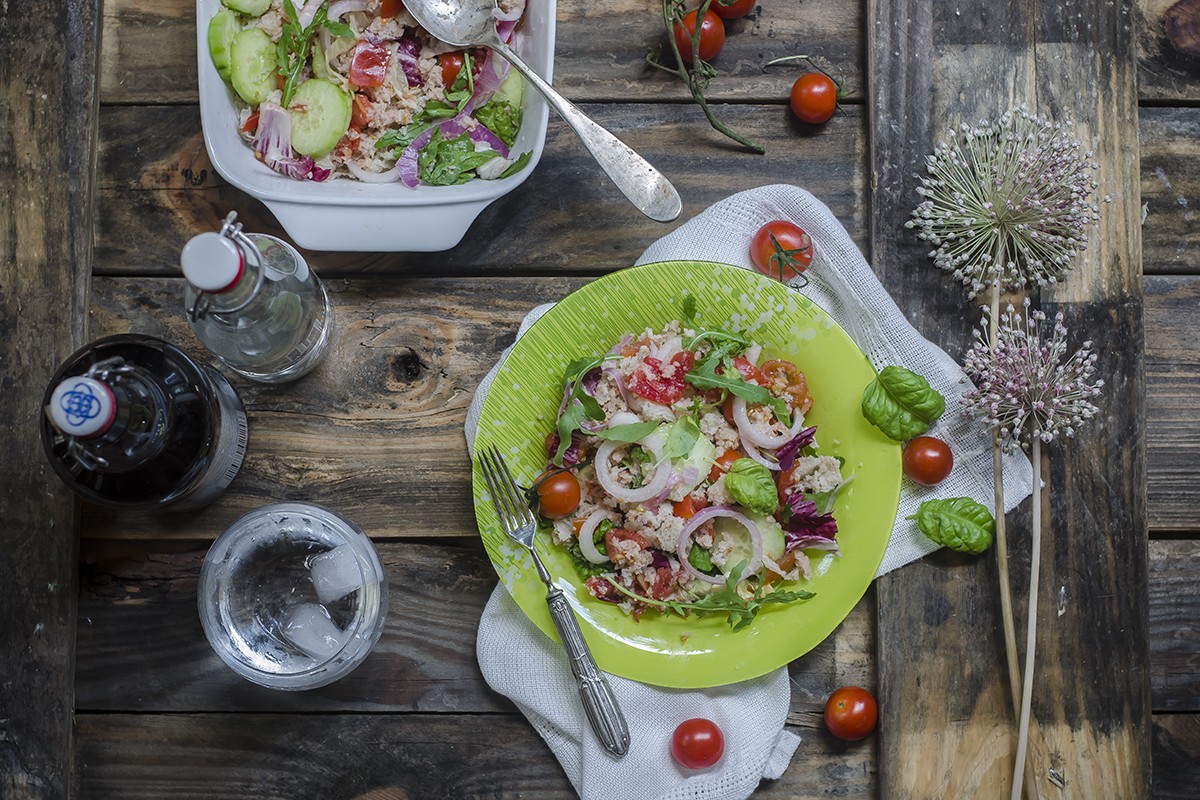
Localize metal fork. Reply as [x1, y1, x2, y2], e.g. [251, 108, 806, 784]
[477, 445, 630, 758]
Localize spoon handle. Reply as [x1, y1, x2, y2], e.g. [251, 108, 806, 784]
[490, 40, 682, 223]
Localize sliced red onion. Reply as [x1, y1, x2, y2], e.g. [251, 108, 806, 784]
[497, 18, 519, 41]
[676, 506, 763, 586]
[677, 464, 701, 488]
[594, 436, 671, 504]
[328, 0, 370, 20]
[739, 434, 781, 471]
[607, 411, 640, 427]
[577, 511, 611, 564]
[468, 123, 510, 158]
[794, 550, 813, 580]
[396, 126, 435, 187]
[344, 158, 402, 183]
[492, 1, 525, 23]
[786, 535, 841, 556]
[732, 395, 807, 449]
[297, 0, 322, 28]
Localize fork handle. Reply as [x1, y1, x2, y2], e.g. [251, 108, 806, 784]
[544, 584, 631, 758]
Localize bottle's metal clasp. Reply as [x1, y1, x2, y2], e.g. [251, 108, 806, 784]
[187, 211, 266, 322]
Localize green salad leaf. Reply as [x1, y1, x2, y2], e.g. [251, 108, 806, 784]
[662, 416, 701, 461]
[724, 458, 779, 515]
[474, 100, 522, 148]
[911, 497, 995, 554]
[418, 130, 501, 186]
[684, 341, 792, 427]
[593, 421, 661, 443]
[498, 150, 533, 178]
[861, 365, 945, 441]
[551, 355, 616, 466]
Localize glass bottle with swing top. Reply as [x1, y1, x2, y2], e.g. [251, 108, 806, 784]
[181, 211, 333, 383]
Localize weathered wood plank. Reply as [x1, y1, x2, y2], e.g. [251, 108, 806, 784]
[93, 103, 867, 276]
[100, 0, 865, 106]
[1137, 0, 1200, 102]
[868, 0, 1150, 796]
[1149, 540, 1200, 711]
[1140, 106, 1199, 276]
[74, 539, 874, 713]
[76, 711, 876, 799]
[1145, 275, 1200, 530]
[0, 0, 101, 797]
[1152, 714, 1200, 799]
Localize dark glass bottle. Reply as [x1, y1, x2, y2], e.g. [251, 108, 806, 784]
[41, 334, 248, 510]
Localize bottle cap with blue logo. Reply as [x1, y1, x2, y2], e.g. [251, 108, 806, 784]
[47, 376, 116, 439]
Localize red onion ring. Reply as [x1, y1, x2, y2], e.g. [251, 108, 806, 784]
[732, 395, 807, 449]
[344, 158, 402, 183]
[676, 506, 763, 585]
[577, 511, 611, 564]
[328, 0, 370, 20]
[739, 434, 781, 471]
[594, 436, 671, 504]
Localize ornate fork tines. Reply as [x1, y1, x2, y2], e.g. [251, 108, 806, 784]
[478, 446, 535, 545]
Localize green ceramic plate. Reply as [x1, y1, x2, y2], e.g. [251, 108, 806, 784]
[472, 261, 900, 688]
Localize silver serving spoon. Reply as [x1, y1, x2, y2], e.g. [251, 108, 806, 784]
[406, 0, 682, 222]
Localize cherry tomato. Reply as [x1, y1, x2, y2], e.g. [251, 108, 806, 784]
[750, 220, 814, 281]
[790, 72, 838, 124]
[438, 51, 465, 88]
[380, 0, 405, 17]
[672, 495, 707, 519]
[672, 10, 725, 64]
[349, 40, 390, 88]
[712, 0, 756, 19]
[824, 686, 877, 741]
[902, 436, 954, 486]
[671, 718, 725, 769]
[760, 359, 813, 415]
[535, 470, 581, 519]
[240, 111, 260, 134]
[708, 448, 742, 483]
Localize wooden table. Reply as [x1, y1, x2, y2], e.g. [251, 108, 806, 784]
[2, 0, 1197, 796]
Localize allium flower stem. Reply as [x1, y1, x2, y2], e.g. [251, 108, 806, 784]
[1012, 437, 1043, 800]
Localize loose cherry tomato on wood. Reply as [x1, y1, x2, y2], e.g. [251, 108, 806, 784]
[790, 72, 838, 124]
[750, 221, 814, 281]
[349, 40, 390, 88]
[902, 436, 954, 486]
[824, 686, 877, 741]
[712, 0, 756, 19]
[672, 9, 725, 64]
[534, 470, 581, 519]
[671, 717, 725, 769]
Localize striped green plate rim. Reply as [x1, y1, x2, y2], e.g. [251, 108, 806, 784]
[472, 260, 900, 688]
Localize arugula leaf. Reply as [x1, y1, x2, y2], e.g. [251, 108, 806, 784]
[418, 130, 500, 186]
[911, 497, 994, 554]
[684, 362, 792, 428]
[499, 150, 533, 178]
[550, 355, 614, 466]
[474, 100, 522, 148]
[861, 365, 945, 441]
[684, 329, 748, 352]
[278, 0, 334, 107]
[445, 49, 475, 113]
[321, 18, 354, 38]
[603, 560, 815, 631]
[682, 295, 698, 328]
[662, 416, 701, 460]
[593, 421, 661, 443]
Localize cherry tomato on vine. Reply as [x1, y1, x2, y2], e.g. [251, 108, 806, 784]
[673, 10, 725, 64]
[750, 220, 814, 281]
[902, 436, 954, 486]
[824, 686, 877, 741]
[534, 470, 581, 519]
[790, 72, 839, 124]
[712, 0, 756, 19]
[670, 718, 725, 769]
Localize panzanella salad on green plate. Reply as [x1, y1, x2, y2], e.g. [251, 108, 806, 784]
[207, 0, 530, 185]
[529, 301, 849, 631]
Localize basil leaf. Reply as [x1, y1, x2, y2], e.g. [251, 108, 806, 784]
[912, 497, 994, 554]
[662, 416, 701, 461]
[860, 365, 946, 441]
[724, 458, 779, 515]
[594, 422, 660, 443]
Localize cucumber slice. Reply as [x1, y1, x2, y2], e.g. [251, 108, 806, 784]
[492, 70, 525, 107]
[714, 514, 787, 572]
[229, 28, 277, 105]
[207, 9, 241, 83]
[221, 0, 270, 16]
[289, 79, 352, 157]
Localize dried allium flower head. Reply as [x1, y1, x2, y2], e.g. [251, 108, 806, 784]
[906, 107, 1100, 297]
[961, 298, 1103, 449]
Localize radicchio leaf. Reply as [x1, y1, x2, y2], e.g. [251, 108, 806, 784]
[782, 495, 840, 555]
[253, 103, 331, 182]
[775, 426, 817, 472]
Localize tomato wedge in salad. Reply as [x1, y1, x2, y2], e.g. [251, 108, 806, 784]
[348, 41, 390, 88]
[627, 351, 695, 405]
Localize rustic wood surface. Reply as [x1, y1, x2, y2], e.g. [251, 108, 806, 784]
[1, 0, 1195, 796]
[0, 1, 101, 798]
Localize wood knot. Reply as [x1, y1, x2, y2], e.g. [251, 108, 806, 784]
[389, 348, 427, 382]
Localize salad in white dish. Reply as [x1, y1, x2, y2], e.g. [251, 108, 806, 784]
[207, 0, 530, 185]
[528, 303, 849, 630]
